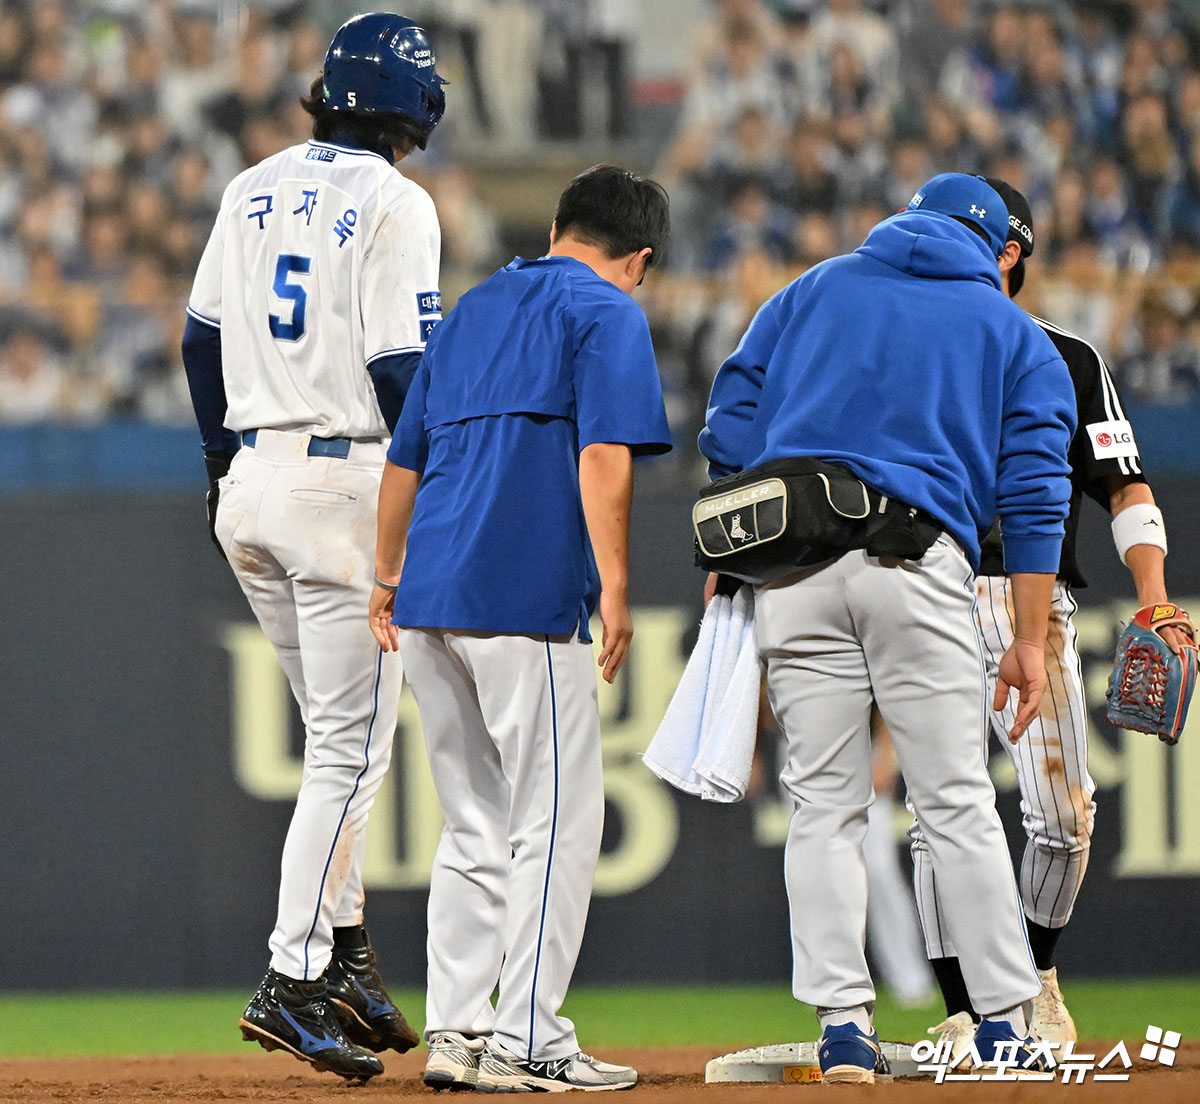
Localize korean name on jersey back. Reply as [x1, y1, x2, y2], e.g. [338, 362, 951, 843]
[305, 147, 337, 162]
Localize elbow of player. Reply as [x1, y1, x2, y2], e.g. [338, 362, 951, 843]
[182, 315, 221, 369]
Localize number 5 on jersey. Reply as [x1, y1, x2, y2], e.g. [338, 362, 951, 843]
[270, 253, 312, 341]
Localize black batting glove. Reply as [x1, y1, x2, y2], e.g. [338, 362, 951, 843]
[204, 451, 235, 562]
[714, 572, 744, 598]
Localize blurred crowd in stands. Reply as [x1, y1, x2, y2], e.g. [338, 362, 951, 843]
[1, 0, 1199, 442]
[647, 0, 1200, 450]
[0, 0, 529, 424]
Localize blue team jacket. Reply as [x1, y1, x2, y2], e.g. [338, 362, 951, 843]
[389, 256, 672, 638]
[699, 210, 1076, 574]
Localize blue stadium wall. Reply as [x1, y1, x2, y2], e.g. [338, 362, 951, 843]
[2, 421, 1199, 990]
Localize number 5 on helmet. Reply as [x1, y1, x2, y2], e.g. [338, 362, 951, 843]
[321, 12, 447, 149]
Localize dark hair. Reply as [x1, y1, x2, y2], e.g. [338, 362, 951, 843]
[954, 219, 1026, 294]
[300, 76, 425, 155]
[1009, 255, 1026, 297]
[553, 165, 670, 267]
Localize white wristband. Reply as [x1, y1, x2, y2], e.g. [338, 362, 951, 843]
[1111, 503, 1167, 564]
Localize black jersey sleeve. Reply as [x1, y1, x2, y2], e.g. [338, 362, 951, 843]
[1037, 317, 1147, 511]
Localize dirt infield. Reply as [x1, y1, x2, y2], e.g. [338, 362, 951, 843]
[1, 1043, 1196, 1102]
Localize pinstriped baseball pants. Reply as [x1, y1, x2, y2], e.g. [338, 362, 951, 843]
[755, 538, 1042, 1017]
[913, 577, 1097, 955]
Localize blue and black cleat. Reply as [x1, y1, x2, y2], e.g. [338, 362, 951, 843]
[325, 929, 420, 1054]
[818, 1023, 893, 1084]
[239, 968, 385, 1082]
[974, 1018, 1056, 1075]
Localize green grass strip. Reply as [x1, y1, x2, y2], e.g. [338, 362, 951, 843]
[0, 980, 1197, 1058]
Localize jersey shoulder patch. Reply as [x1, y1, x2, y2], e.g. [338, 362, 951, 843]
[1085, 418, 1140, 460]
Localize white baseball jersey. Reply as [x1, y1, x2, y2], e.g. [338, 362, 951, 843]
[187, 138, 441, 985]
[187, 138, 441, 438]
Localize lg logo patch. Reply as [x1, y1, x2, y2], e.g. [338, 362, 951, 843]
[1087, 419, 1139, 460]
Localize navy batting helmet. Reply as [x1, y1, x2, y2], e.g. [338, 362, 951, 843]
[322, 13, 446, 148]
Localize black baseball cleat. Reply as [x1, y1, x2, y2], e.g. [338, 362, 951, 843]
[325, 928, 420, 1054]
[239, 968, 385, 1082]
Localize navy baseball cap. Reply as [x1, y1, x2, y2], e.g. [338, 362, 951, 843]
[906, 173, 1009, 256]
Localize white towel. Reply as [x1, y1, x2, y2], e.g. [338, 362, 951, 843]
[643, 586, 760, 802]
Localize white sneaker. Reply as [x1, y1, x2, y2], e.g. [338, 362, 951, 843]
[423, 1031, 486, 1090]
[477, 1040, 637, 1092]
[929, 1011, 977, 1069]
[1031, 966, 1077, 1045]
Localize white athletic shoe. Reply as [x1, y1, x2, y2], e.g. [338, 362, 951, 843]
[929, 1011, 977, 1069]
[423, 1031, 486, 1090]
[476, 1040, 637, 1092]
[1031, 966, 1078, 1045]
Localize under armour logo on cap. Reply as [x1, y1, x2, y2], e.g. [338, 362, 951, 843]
[906, 173, 1009, 256]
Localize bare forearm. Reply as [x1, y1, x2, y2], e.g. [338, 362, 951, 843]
[375, 461, 421, 581]
[579, 442, 633, 595]
[1123, 544, 1168, 607]
[1008, 572, 1057, 645]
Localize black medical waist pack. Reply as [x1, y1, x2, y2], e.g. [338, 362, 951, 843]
[692, 457, 942, 584]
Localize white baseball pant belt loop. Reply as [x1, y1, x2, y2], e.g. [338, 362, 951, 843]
[240, 426, 388, 464]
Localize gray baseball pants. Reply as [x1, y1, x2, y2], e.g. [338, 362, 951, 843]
[754, 537, 1041, 1016]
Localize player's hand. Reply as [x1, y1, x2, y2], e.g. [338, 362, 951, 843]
[1134, 593, 1195, 655]
[369, 582, 400, 651]
[205, 485, 226, 561]
[995, 639, 1047, 743]
[204, 452, 234, 562]
[1158, 623, 1195, 656]
[596, 590, 633, 684]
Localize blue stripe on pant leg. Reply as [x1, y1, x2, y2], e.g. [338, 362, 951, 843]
[301, 647, 384, 979]
[528, 637, 562, 1059]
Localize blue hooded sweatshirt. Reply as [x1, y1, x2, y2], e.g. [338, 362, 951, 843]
[699, 210, 1075, 573]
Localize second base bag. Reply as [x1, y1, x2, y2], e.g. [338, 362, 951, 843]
[692, 457, 941, 585]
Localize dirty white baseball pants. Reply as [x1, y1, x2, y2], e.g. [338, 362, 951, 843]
[754, 538, 1041, 1017]
[913, 576, 1096, 954]
[215, 429, 402, 981]
[396, 626, 604, 1062]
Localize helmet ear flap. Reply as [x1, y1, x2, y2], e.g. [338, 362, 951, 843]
[424, 82, 446, 127]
